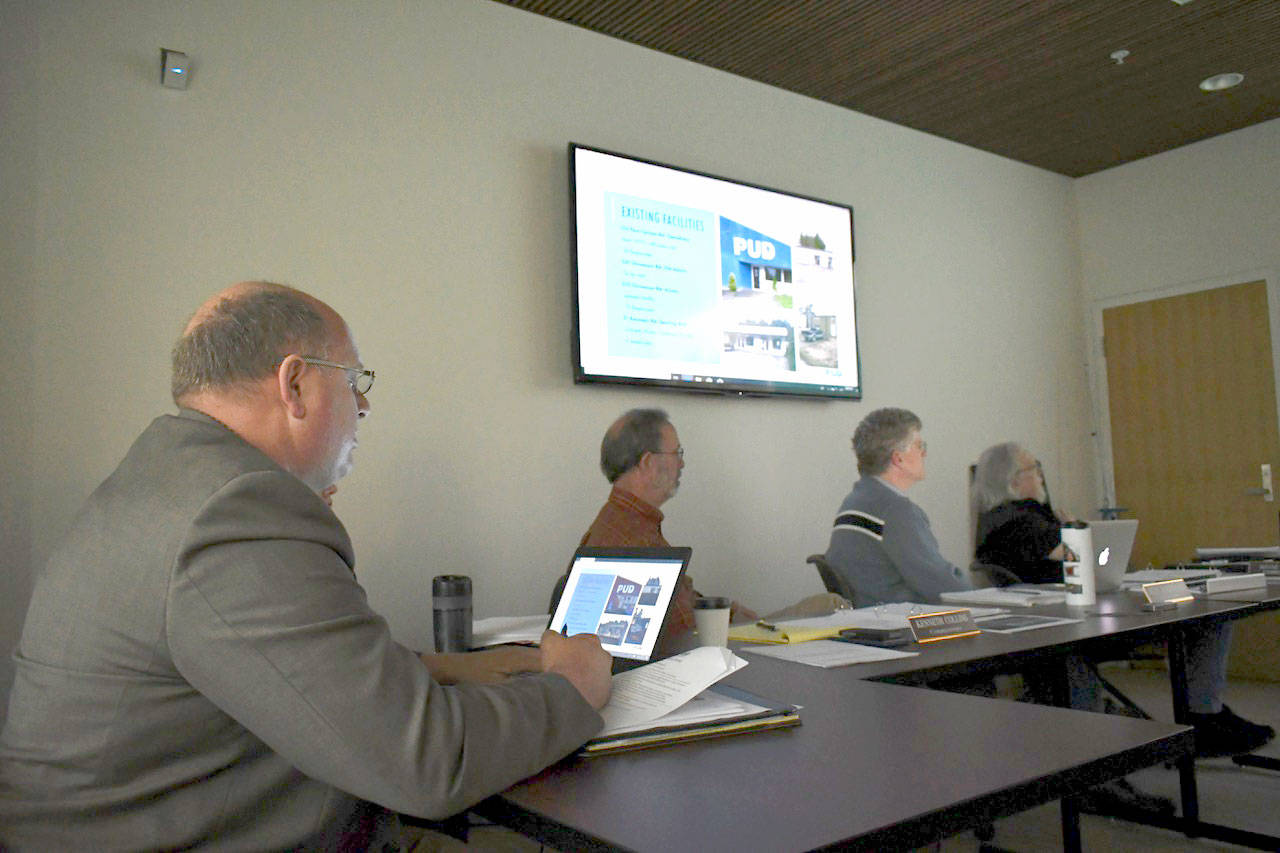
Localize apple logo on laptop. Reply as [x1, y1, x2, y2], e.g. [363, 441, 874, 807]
[1098, 546, 1111, 567]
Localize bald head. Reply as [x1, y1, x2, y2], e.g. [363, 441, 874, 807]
[171, 281, 337, 404]
[169, 282, 370, 501]
[182, 281, 319, 334]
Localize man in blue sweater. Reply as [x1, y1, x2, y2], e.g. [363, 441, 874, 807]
[825, 407, 970, 607]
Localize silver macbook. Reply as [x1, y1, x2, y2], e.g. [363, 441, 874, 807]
[1090, 519, 1139, 592]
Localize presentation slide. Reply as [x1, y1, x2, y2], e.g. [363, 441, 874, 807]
[604, 193, 720, 364]
[550, 555, 685, 661]
[573, 145, 859, 398]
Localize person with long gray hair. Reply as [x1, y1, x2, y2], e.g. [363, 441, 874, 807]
[971, 440, 1273, 762]
[972, 442, 1075, 584]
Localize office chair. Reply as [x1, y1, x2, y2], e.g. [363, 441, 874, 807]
[806, 553, 856, 602]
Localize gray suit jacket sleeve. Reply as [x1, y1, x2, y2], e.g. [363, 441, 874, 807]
[168, 468, 601, 819]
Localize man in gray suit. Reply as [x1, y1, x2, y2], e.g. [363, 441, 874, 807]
[0, 282, 611, 850]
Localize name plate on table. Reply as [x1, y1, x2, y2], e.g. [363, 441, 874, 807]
[908, 608, 980, 643]
[1141, 579, 1195, 610]
[1203, 573, 1268, 594]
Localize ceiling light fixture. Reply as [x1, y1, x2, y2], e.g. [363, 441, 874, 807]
[1199, 72, 1244, 92]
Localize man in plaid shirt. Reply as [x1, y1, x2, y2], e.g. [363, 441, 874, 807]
[551, 409, 755, 649]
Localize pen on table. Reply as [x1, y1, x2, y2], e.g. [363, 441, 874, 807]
[756, 619, 777, 631]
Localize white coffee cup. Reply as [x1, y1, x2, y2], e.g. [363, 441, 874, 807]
[693, 596, 731, 647]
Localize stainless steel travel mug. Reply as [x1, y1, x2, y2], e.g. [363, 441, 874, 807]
[432, 575, 473, 653]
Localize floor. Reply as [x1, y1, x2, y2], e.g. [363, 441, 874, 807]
[938, 665, 1280, 852]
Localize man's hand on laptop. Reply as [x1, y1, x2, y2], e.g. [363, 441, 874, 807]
[539, 630, 612, 710]
[420, 646, 541, 685]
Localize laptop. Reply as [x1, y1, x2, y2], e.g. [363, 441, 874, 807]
[1090, 519, 1139, 592]
[549, 546, 692, 671]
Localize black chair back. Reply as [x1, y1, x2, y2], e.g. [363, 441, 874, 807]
[806, 553, 856, 601]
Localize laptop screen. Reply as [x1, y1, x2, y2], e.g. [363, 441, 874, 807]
[549, 546, 691, 662]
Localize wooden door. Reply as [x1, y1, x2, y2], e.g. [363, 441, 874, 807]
[1103, 279, 1280, 680]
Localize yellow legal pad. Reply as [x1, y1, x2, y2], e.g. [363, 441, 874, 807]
[727, 622, 845, 644]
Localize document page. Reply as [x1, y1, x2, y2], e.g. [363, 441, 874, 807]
[471, 615, 549, 647]
[597, 689, 770, 738]
[599, 646, 747, 732]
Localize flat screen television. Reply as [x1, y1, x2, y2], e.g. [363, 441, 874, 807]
[570, 143, 860, 400]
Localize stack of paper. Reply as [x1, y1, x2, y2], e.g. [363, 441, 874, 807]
[728, 602, 1007, 643]
[940, 588, 1066, 607]
[1120, 568, 1222, 586]
[584, 646, 799, 754]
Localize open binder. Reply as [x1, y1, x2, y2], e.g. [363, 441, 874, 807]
[581, 684, 800, 755]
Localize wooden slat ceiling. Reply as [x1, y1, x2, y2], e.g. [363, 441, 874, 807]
[493, 0, 1280, 177]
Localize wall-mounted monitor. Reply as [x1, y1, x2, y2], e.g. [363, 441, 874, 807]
[570, 143, 859, 400]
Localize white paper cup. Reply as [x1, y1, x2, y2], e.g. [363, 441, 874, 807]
[693, 596, 731, 647]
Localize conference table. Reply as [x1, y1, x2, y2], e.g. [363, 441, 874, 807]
[475, 583, 1280, 851]
[848, 593, 1257, 687]
[478, 584, 1280, 850]
[477, 658, 1188, 852]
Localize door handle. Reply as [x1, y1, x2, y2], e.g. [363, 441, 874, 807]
[1247, 463, 1274, 502]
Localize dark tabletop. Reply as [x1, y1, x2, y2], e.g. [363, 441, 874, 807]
[479, 647, 1192, 852]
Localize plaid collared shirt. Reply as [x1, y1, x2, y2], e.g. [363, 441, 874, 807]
[579, 486, 696, 636]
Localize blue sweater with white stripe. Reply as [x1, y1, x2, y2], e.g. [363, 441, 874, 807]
[824, 476, 970, 608]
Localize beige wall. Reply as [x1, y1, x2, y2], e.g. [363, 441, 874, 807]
[0, 0, 1096, 713]
[1, 2, 38, 722]
[1074, 118, 1280, 304]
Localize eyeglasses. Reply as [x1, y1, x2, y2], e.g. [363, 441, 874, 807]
[652, 446, 684, 460]
[897, 438, 926, 456]
[300, 357, 375, 395]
